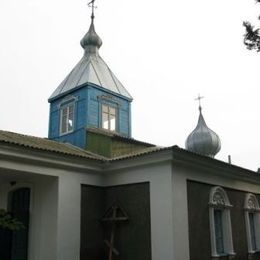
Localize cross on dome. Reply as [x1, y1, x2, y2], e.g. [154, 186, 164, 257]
[88, 0, 97, 20]
[195, 94, 204, 112]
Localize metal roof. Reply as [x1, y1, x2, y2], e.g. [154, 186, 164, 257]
[0, 130, 258, 178]
[185, 107, 221, 158]
[0, 130, 105, 161]
[49, 19, 132, 101]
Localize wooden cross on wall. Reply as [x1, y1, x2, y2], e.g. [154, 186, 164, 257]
[101, 203, 129, 260]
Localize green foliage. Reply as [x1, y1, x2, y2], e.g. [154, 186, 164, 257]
[243, 0, 260, 51]
[0, 209, 24, 231]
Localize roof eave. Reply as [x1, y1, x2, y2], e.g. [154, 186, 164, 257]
[48, 82, 133, 103]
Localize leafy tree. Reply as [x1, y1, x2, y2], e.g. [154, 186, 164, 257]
[0, 209, 24, 231]
[243, 0, 260, 51]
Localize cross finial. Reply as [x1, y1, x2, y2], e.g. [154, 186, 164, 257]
[195, 94, 204, 112]
[88, 0, 97, 20]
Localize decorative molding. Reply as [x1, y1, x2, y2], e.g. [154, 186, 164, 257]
[209, 186, 235, 258]
[58, 95, 78, 108]
[244, 193, 260, 212]
[244, 193, 260, 253]
[98, 95, 122, 107]
[209, 186, 233, 208]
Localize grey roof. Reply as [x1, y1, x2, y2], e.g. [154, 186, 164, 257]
[49, 19, 132, 101]
[0, 130, 105, 160]
[185, 107, 221, 158]
[1, 129, 258, 182]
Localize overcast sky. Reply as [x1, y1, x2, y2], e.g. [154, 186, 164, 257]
[0, 0, 260, 171]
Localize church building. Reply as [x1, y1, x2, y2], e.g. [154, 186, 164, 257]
[0, 4, 260, 260]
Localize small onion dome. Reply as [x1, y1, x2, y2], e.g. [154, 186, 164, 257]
[80, 19, 102, 50]
[185, 107, 221, 158]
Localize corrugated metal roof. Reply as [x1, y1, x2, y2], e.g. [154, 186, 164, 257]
[0, 130, 259, 178]
[0, 130, 163, 161]
[0, 130, 105, 161]
[49, 20, 132, 101]
[87, 128, 155, 147]
[110, 146, 172, 161]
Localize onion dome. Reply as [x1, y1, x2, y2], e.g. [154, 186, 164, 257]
[185, 106, 221, 158]
[80, 17, 102, 52]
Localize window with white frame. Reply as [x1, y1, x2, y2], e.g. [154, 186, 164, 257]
[101, 104, 117, 131]
[244, 193, 260, 254]
[209, 186, 235, 257]
[60, 102, 75, 135]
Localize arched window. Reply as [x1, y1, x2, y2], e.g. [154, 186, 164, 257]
[209, 186, 235, 257]
[244, 193, 260, 254]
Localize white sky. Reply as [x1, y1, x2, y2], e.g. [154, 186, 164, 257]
[0, 0, 260, 171]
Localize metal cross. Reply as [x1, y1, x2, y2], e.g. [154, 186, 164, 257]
[195, 94, 204, 110]
[88, 0, 96, 19]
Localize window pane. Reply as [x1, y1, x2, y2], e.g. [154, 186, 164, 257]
[214, 209, 224, 254]
[68, 104, 74, 114]
[61, 115, 67, 133]
[60, 104, 74, 134]
[102, 113, 109, 129]
[68, 119, 73, 131]
[61, 107, 68, 118]
[68, 106, 74, 131]
[102, 105, 108, 113]
[109, 107, 116, 116]
[110, 116, 116, 131]
[102, 104, 117, 131]
[249, 213, 257, 251]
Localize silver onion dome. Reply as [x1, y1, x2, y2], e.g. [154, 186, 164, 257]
[80, 18, 102, 51]
[185, 106, 221, 157]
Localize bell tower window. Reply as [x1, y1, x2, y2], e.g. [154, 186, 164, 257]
[102, 104, 117, 131]
[60, 103, 75, 135]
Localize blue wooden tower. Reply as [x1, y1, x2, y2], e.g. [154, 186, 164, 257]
[48, 10, 132, 149]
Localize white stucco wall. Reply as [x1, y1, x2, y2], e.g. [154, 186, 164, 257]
[0, 148, 104, 260]
[0, 174, 58, 260]
[55, 170, 103, 260]
[105, 160, 174, 260]
[2, 146, 260, 260]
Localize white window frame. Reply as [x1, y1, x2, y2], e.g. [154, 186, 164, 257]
[244, 193, 260, 254]
[209, 186, 235, 258]
[101, 104, 117, 131]
[60, 102, 75, 135]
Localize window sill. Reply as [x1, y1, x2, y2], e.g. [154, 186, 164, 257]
[211, 253, 236, 259]
[248, 249, 260, 254]
[248, 251, 260, 260]
[59, 130, 74, 137]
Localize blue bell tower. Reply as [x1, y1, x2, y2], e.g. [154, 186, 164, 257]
[48, 8, 132, 149]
